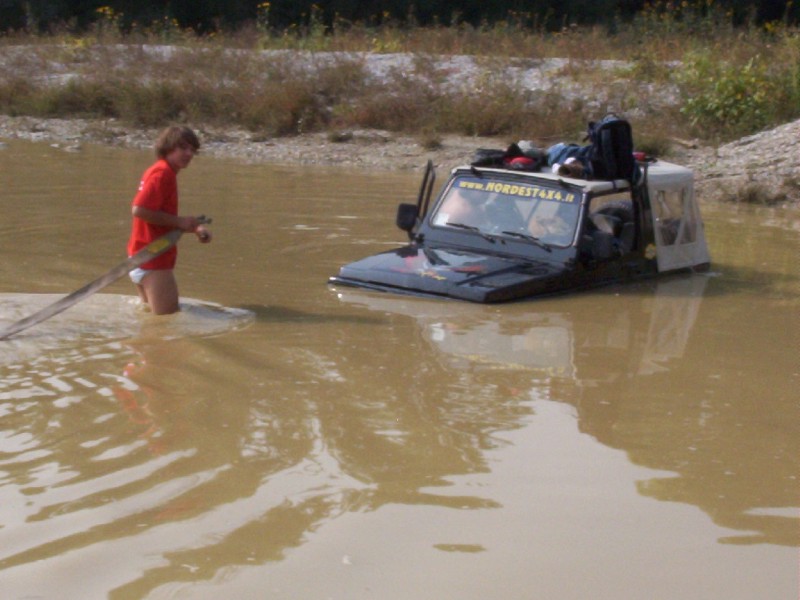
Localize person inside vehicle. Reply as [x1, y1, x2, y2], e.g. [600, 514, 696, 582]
[433, 188, 484, 228]
[527, 203, 574, 245]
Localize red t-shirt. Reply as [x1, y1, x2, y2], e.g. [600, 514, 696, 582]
[127, 159, 179, 270]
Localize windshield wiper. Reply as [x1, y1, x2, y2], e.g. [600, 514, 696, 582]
[500, 230, 553, 252]
[447, 222, 497, 243]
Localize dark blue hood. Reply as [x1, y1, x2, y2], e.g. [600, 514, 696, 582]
[330, 245, 570, 303]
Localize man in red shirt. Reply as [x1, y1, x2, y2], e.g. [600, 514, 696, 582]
[127, 126, 212, 315]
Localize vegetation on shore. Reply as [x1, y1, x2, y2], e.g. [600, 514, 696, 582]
[1, 3, 800, 168]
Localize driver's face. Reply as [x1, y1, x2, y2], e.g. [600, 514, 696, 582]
[438, 191, 478, 223]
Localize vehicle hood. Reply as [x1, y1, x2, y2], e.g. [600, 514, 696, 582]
[329, 245, 569, 303]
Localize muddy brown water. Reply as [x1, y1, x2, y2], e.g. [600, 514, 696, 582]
[0, 139, 797, 599]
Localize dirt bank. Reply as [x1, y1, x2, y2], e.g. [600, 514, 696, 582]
[0, 115, 506, 170]
[1, 114, 799, 207]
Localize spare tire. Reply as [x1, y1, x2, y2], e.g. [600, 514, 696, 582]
[591, 200, 634, 237]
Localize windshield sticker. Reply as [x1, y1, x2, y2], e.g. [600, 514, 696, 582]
[457, 179, 576, 203]
[420, 269, 447, 280]
[391, 250, 488, 278]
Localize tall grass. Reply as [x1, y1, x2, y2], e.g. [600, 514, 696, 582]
[2, 3, 800, 149]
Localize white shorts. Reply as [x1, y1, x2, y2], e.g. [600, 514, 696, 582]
[129, 267, 150, 285]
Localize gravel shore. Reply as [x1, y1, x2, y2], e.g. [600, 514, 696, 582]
[1, 114, 799, 207]
[0, 115, 510, 170]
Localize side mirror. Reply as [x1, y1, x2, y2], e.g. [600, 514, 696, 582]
[396, 203, 419, 232]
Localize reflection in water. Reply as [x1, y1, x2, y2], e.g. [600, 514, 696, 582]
[334, 273, 798, 548]
[1, 330, 314, 592]
[0, 140, 797, 598]
[0, 316, 503, 597]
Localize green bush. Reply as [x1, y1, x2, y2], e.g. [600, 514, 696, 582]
[677, 51, 778, 138]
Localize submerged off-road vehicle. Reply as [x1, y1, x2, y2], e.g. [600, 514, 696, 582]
[329, 157, 710, 303]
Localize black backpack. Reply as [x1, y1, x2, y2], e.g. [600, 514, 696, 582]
[585, 114, 635, 181]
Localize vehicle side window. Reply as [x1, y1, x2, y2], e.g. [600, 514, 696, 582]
[586, 193, 636, 254]
[588, 194, 634, 235]
[652, 189, 696, 246]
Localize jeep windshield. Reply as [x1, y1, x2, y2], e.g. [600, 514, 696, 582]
[430, 175, 580, 249]
[429, 174, 582, 249]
